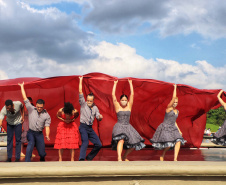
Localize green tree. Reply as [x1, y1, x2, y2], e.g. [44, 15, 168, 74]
[206, 106, 226, 126]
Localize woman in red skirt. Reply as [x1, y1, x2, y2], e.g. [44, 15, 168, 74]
[54, 102, 79, 161]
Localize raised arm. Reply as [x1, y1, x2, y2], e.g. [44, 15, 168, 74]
[18, 82, 28, 101]
[79, 76, 83, 95]
[128, 79, 134, 109]
[112, 80, 119, 112]
[167, 84, 177, 109]
[217, 90, 226, 110]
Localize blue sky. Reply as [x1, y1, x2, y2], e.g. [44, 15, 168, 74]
[31, 1, 226, 66]
[0, 0, 225, 89]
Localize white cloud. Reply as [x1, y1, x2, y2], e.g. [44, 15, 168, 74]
[0, 0, 95, 63]
[85, 42, 226, 89]
[21, 0, 90, 6]
[190, 43, 200, 50]
[84, 0, 226, 39]
[0, 0, 6, 6]
[1, 41, 225, 90]
[0, 0, 225, 91]
[0, 70, 8, 80]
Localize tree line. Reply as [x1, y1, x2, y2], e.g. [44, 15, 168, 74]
[207, 106, 226, 126]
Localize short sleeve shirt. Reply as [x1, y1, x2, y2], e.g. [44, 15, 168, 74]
[0, 101, 23, 125]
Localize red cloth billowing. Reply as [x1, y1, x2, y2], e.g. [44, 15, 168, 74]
[0, 73, 225, 148]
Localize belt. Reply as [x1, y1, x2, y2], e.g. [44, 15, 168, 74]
[80, 122, 93, 127]
[29, 129, 42, 133]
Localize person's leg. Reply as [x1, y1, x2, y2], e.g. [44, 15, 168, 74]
[70, 149, 75, 161]
[25, 131, 35, 162]
[79, 125, 89, 161]
[117, 140, 124, 161]
[6, 124, 14, 161]
[122, 148, 135, 161]
[160, 147, 171, 161]
[86, 128, 102, 160]
[14, 124, 22, 160]
[22, 130, 35, 157]
[174, 141, 181, 161]
[35, 132, 46, 161]
[59, 149, 63, 161]
[21, 129, 26, 156]
[21, 144, 25, 156]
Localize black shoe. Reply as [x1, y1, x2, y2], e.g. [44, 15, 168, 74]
[15, 158, 20, 162]
[40, 157, 45, 161]
[85, 156, 92, 161]
[5, 158, 11, 162]
[79, 158, 85, 161]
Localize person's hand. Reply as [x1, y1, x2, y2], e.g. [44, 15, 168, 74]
[128, 79, 132, 84]
[114, 80, 118, 84]
[98, 114, 103, 121]
[79, 76, 83, 81]
[45, 135, 50, 141]
[174, 84, 177, 88]
[65, 119, 72, 124]
[18, 82, 24, 87]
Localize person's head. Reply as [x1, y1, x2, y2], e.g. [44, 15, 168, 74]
[36, 99, 45, 113]
[28, 97, 33, 103]
[87, 93, 94, 107]
[173, 97, 178, 108]
[63, 102, 74, 115]
[120, 94, 128, 107]
[5, 99, 14, 112]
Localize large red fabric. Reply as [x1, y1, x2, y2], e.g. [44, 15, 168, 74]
[0, 73, 225, 148]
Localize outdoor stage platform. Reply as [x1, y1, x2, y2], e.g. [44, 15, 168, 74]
[1, 147, 226, 184]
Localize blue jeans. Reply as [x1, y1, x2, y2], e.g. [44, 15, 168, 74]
[79, 123, 102, 160]
[7, 123, 22, 159]
[25, 129, 46, 162]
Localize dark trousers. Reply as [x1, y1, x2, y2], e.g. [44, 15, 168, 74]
[25, 129, 46, 162]
[7, 123, 22, 159]
[79, 123, 102, 160]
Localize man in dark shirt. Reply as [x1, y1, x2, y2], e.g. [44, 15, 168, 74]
[78, 76, 103, 161]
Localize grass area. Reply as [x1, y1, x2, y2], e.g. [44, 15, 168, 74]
[206, 123, 220, 132]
